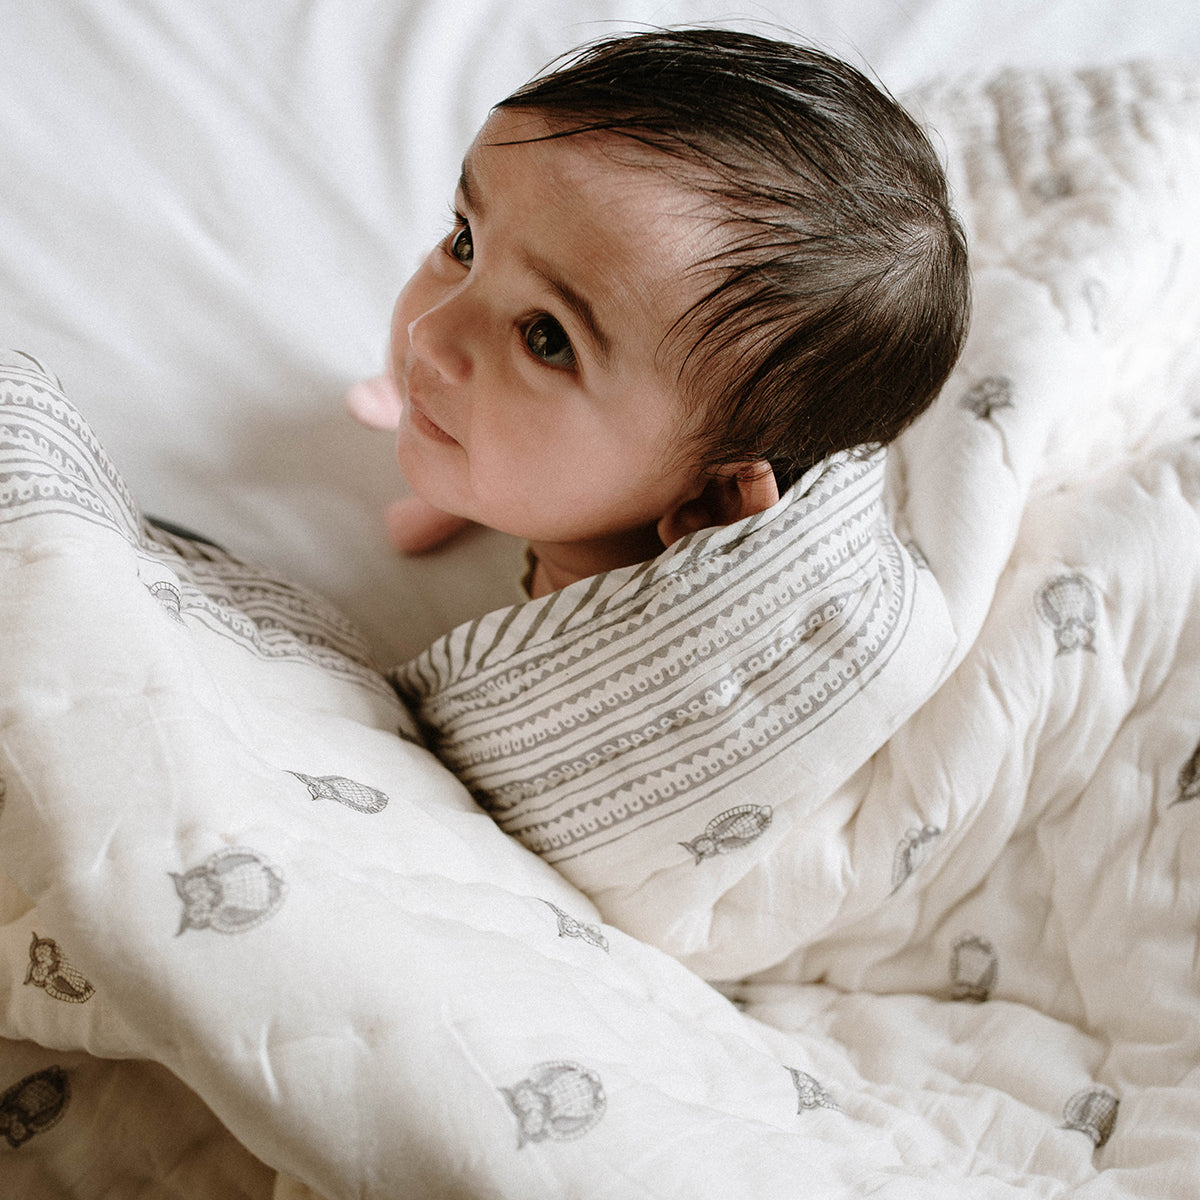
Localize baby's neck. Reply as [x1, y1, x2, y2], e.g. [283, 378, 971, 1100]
[527, 525, 666, 598]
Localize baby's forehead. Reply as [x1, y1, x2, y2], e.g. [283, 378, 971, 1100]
[474, 113, 720, 256]
[466, 109, 727, 371]
[475, 108, 708, 201]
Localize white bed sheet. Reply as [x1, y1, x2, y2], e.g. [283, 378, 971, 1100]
[3, 0, 1198, 666]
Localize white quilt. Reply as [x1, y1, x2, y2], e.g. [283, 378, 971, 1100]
[3, 56, 1200, 1200]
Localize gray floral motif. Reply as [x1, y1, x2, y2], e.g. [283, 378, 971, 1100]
[787, 1067, 840, 1113]
[680, 805, 773, 864]
[500, 1061, 606, 1147]
[542, 901, 609, 952]
[1175, 740, 1200, 805]
[892, 824, 942, 892]
[0, 1066, 70, 1148]
[171, 847, 286, 935]
[288, 771, 389, 814]
[147, 579, 184, 623]
[1062, 1086, 1119, 1148]
[1036, 573, 1099, 655]
[24, 933, 95, 1004]
[951, 934, 998, 1002]
[962, 376, 1014, 421]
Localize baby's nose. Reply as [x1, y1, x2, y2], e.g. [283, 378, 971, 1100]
[408, 301, 473, 384]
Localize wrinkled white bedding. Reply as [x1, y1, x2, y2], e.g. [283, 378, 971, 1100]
[3, 47, 1200, 1200]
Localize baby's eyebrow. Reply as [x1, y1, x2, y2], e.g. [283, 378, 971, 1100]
[527, 256, 613, 366]
[457, 154, 614, 366]
[456, 159, 481, 215]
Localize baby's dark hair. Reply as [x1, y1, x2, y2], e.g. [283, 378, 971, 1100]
[495, 27, 970, 491]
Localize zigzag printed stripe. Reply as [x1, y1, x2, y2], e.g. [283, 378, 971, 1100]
[1, 353, 391, 699]
[395, 450, 921, 862]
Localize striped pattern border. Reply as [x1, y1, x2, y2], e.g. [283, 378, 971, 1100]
[395, 449, 922, 863]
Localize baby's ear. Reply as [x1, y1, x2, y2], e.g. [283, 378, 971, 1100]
[656, 461, 779, 548]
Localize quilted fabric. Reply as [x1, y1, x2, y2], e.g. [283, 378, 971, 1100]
[2, 57, 1200, 1200]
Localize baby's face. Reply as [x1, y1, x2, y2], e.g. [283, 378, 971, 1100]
[390, 109, 719, 553]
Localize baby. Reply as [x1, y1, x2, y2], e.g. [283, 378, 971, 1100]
[347, 27, 969, 598]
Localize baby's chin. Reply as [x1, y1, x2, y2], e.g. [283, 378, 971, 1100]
[395, 450, 657, 553]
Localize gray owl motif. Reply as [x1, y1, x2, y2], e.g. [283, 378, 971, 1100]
[787, 1067, 840, 1113]
[1036, 574, 1099, 654]
[951, 934, 998, 1002]
[542, 900, 609, 952]
[171, 847, 286, 935]
[25, 933, 95, 1003]
[1175, 740, 1200, 805]
[1062, 1087, 1118, 1148]
[681, 805, 772, 864]
[1, 1066, 70, 1148]
[289, 771, 389, 814]
[892, 824, 942, 892]
[500, 1061, 606, 1147]
[962, 376, 1014, 421]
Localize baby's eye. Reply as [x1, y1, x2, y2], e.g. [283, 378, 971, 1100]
[523, 316, 576, 368]
[448, 221, 473, 265]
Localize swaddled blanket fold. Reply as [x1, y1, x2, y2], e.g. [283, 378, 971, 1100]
[393, 448, 957, 941]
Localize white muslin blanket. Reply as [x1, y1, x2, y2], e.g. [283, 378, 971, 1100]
[3, 57, 1200, 1200]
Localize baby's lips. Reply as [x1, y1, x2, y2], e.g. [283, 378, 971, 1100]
[345, 374, 403, 431]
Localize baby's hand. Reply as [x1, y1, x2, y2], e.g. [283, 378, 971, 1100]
[345, 375, 472, 554]
[384, 496, 472, 555]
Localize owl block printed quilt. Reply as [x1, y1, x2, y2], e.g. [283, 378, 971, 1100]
[4, 59, 1200, 1200]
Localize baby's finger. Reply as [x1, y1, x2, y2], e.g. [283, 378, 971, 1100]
[385, 497, 472, 554]
[345, 375, 402, 430]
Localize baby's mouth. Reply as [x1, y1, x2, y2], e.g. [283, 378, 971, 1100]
[407, 396, 460, 447]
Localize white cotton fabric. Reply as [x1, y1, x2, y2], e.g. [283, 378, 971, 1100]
[3, 56, 1200, 1200]
[393, 448, 960, 959]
